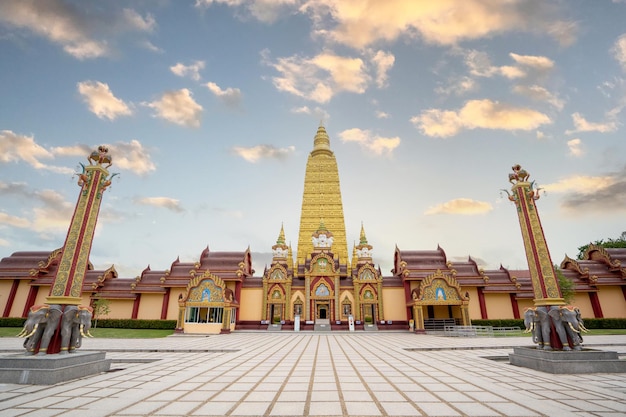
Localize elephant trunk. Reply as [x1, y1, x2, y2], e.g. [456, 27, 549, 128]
[579, 322, 589, 332]
[18, 323, 38, 338]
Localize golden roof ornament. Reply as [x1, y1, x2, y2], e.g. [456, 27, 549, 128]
[88, 145, 113, 168]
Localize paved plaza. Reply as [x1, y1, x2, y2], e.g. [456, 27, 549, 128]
[0, 332, 625, 417]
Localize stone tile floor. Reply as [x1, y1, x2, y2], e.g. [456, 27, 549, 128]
[0, 333, 625, 417]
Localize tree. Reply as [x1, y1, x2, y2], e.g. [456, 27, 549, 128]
[576, 231, 626, 260]
[92, 299, 111, 328]
[555, 265, 575, 305]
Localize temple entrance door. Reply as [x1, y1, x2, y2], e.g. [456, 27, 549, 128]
[269, 304, 282, 323]
[362, 304, 375, 323]
[317, 303, 329, 321]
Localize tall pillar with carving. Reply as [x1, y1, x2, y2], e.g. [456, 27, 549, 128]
[505, 164, 570, 350]
[37, 146, 117, 354]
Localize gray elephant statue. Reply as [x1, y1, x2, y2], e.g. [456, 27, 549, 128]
[59, 305, 94, 354]
[524, 306, 587, 351]
[548, 306, 587, 351]
[523, 307, 549, 348]
[17, 304, 63, 355]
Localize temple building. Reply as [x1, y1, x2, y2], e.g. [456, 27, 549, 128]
[1, 126, 625, 333]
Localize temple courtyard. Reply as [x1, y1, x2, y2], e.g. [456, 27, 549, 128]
[0, 333, 625, 417]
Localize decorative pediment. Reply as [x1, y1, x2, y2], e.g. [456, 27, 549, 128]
[265, 265, 288, 283]
[182, 270, 227, 306]
[310, 253, 335, 275]
[560, 255, 589, 278]
[359, 284, 377, 302]
[355, 264, 379, 282]
[416, 269, 468, 305]
[312, 278, 333, 298]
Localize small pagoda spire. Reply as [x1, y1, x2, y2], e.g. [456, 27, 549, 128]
[355, 222, 373, 259]
[312, 124, 332, 157]
[272, 223, 289, 259]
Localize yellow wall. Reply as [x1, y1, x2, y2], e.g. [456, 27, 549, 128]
[485, 293, 513, 319]
[137, 294, 163, 320]
[382, 288, 406, 321]
[184, 323, 222, 334]
[239, 288, 263, 320]
[569, 293, 594, 318]
[8, 281, 32, 317]
[596, 286, 626, 318]
[167, 287, 186, 320]
[104, 299, 134, 319]
[0, 281, 13, 314]
[517, 299, 534, 316]
[432, 305, 449, 319]
[465, 287, 482, 319]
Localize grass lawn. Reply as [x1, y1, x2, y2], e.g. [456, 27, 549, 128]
[0, 327, 174, 338]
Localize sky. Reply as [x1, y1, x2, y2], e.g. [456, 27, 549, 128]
[1, 0, 626, 279]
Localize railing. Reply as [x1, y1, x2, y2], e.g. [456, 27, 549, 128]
[443, 325, 521, 337]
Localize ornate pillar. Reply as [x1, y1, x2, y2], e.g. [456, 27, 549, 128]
[506, 164, 568, 350]
[36, 146, 117, 354]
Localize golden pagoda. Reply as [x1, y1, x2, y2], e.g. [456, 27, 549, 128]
[295, 124, 349, 273]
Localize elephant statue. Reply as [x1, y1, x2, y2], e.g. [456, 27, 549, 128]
[523, 307, 549, 348]
[17, 304, 63, 355]
[548, 306, 587, 351]
[523, 306, 588, 351]
[59, 305, 94, 354]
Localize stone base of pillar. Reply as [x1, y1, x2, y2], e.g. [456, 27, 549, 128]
[0, 351, 111, 385]
[509, 347, 626, 374]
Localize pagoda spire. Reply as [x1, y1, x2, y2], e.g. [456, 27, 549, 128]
[355, 222, 373, 259]
[272, 223, 289, 259]
[296, 126, 349, 269]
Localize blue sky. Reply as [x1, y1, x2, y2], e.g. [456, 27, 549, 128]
[1, 0, 625, 278]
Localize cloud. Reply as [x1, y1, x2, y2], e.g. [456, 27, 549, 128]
[290, 106, 330, 120]
[463, 50, 553, 81]
[0, 181, 74, 233]
[195, 0, 298, 24]
[375, 111, 390, 119]
[566, 112, 618, 134]
[567, 138, 584, 157]
[0, 211, 30, 228]
[338, 128, 400, 156]
[0, 1, 156, 59]
[205, 82, 243, 107]
[0, 131, 74, 174]
[611, 34, 626, 72]
[135, 197, 184, 213]
[108, 140, 156, 176]
[263, 49, 369, 103]
[555, 169, 626, 213]
[509, 53, 554, 71]
[425, 198, 493, 215]
[301, 0, 577, 48]
[171, 61, 205, 81]
[411, 99, 551, 138]
[367, 49, 395, 88]
[77, 81, 132, 120]
[144, 89, 203, 127]
[435, 76, 476, 97]
[231, 145, 296, 162]
[512, 85, 564, 110]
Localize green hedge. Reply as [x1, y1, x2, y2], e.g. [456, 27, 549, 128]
[472, 318, 626, 329]
[0, 317, 26, 327]
[92, 319, 177, 329]
[471, 319, 525, 328]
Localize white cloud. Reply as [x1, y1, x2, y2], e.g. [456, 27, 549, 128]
[205, 82, 242, 107]
[411, 99, 551, 138]
[0, 1, 156, 59]
[232, 145, 296, 162]
[509, 53, 554, 71]
[368, 49, 395, 88]
[338, 128, 400, 156]
[435, 76, 476, 97]
[135, 197, 184, 212]
[108, 140, 157, 176]
[171, 61, 205, 81]
[375, 111, 390, 119]
[263, 50, 370, 103]
[513, 85, 564, 110]
[77, 81, 132, 120]
[0, 212, 30, 228]
[425, 198, 493, 215]
[566, 112, 618, 134]
[290, 106, 330, 120]
[0, 131, 53, 169]
[301, 0, 576, 48]
[567, 138, 584, 157]
[612, 34, 626, 72]
[542, 175, 614, 194]
[144, 89, 203, 128]
[195, 0, 298, 23]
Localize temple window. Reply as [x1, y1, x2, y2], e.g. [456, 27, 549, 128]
[185, 307, 224, 323]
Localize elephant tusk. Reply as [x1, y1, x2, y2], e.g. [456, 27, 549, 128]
[22, 323, 39, 339]
[80, 324, 94, 338]
[568, 322, 580, 333]
[523, 327, 532, 333]
[16, 328, 26, 337]
[579, 323, 589, 333]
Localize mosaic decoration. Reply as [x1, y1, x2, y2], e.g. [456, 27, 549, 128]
[187, 279, 224, 303]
